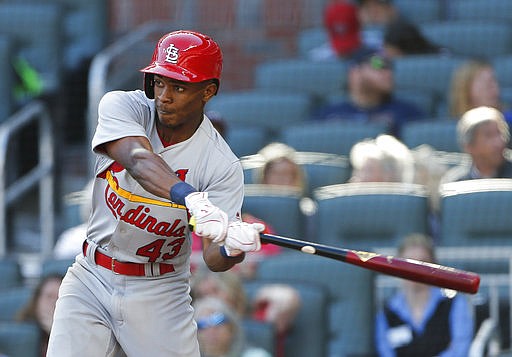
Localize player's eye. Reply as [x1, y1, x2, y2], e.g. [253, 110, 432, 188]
[154, 78, 164, 87]
[174, 86, 185, 92]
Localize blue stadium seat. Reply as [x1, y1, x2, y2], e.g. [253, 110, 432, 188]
[254, 59, 348, 100]
[0, 3, 64, 94]
[0, 258, 23, 291]
[393, 54, 465, 102]
[280, 120, 389, 156]
[226, 126, 269, 158]
[242, 319, 276, 355]
[420, 21, 512, 58]
[41, 258, 74, 277]
[243, 279, 328, 357]
[401, 119, 460, 152]
[0, 35, 13, 123]
[0, 287, 32, 321]
[394, 0, 443, 24]
[313, 182, 430, 250]
[242, 185, 304, 239]
[296, 27, 328, 58]
[493, 55, 512, 89]
[448, 0, 512, 22]
[255, 253, 375, 357]
[206, 90, 313, 139]
[439, 179, 512, 247]
[0, 322, 40, 357]
[394, 89, 438, 118]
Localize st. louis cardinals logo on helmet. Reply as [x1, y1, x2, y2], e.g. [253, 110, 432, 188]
[164, 44, 179, 64]
[140, 30, 223, 99]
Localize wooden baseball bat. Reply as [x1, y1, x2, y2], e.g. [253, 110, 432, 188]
[260, 233, 480, 294]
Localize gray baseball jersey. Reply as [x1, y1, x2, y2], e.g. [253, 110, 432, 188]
[47, 89, 244, 357]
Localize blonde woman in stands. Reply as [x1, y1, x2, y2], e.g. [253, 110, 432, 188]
[448, 59, 512, 124]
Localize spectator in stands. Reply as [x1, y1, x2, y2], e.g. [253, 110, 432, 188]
[441, 106, 512, 183]
[311, 50, 425, 137]
[349, 134, 415, 183]
[309, 0, 362, 61]
[16, 273, 64, 357]
[253, 142, 306, 194]
[191, 268, 301, 357]
[449, 59, 512, 124]
[356, 0, 399, 51]
[382, 18, 443, 60]
[193, 296, 271, 357]
[53, 179, 93, 259]
[375, 233, 474, 357]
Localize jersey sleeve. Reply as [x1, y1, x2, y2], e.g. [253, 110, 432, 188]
[204, 159, 244, 222]
[91, 90, 151, 155]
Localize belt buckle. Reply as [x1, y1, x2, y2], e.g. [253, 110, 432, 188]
[111, 258, 119, 275]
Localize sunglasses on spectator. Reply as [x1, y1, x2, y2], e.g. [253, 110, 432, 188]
[197, 312, 229, 330]
[367, 55, 392, 70]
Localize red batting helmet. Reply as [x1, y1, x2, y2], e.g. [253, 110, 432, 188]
[140, 30, 223, 99]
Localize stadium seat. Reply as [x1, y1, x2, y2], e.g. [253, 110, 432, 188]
[0, 35, 13, 123]
[313, 182, 430, 250]
[493, 55, 512, 89]
[242, 185, 304, 239]
[280, 120, 389, 156]
[0, 3, 64, 94]
[394, 89, 438, 118]
[0, 287, 32, 321]
[401, 119, 460, 152]
[254, 59, 348, 100]
[226, 126, 269, 158]
[206, 90, 313, 139]
[242, 318, 276, 355]
[41, 258, 75, 277]
[393, 54, 465, 102]
[420, 21, 512, 59]
[255, 253, 375, 357]
[448, 0, 512, 22]
[243, 280, 328, 357]
[439, 179, 512, 247]
[393, 0, 443, 24]
[241, 151, 351, 195]
[0, 322, 40, 357]
[0, 258, 23, 291]
[296, 27, 328, 58]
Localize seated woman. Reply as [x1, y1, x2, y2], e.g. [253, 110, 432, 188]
[375, 233, 474, 357]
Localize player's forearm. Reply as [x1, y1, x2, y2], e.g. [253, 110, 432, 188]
[202, 240, 244, 272]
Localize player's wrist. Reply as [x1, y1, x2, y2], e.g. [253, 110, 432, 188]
[220, 245, 244, 259]
[170, 182, 197, 206]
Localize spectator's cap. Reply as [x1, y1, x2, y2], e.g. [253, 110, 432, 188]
[324, 2, 361, 56]
[457, 106, 510, 147]
[349, 48, 392, 70]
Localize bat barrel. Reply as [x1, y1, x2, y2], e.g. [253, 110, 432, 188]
[260, 234, 480, 294]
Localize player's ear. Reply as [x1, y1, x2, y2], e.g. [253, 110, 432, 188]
[202, 81, 218, 102]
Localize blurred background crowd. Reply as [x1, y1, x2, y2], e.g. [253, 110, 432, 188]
[1, 0, 512, 356]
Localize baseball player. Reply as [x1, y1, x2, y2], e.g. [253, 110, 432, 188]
[47, 30, 264, 357]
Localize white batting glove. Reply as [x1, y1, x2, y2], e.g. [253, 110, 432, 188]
[185, 192, 228, 243]
[223, 221, 265, 257]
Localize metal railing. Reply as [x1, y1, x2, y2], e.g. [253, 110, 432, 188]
[0, 101, 54, 258]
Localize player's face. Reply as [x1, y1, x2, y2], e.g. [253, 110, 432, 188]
[153, 75, 215, 129]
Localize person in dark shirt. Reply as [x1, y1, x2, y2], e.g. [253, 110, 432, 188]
[375, 233, 474, 357]
[311, 50, 424, 137]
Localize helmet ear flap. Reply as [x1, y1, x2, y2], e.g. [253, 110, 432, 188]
[144, 73, 154, 99]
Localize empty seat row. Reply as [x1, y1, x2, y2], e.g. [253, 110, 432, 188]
[242, 179, 512, 251]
